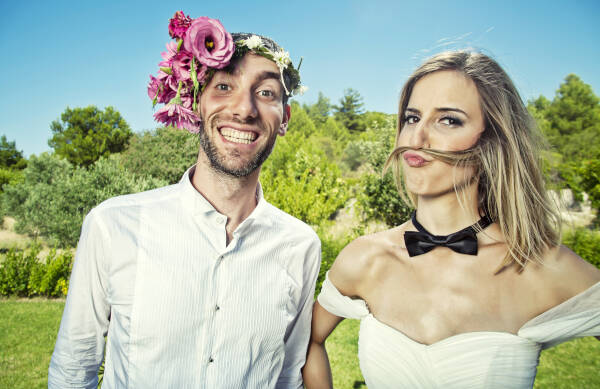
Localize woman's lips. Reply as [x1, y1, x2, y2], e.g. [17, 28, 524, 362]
[403, 151, 429, 167]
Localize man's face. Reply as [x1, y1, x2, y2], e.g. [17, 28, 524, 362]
[198, 53, 290, 177]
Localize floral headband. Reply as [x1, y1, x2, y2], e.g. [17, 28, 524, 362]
[148, 11, 305, 133]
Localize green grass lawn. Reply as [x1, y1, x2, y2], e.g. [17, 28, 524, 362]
[0, 299, 64, 389]
[1, 300, 598, 388]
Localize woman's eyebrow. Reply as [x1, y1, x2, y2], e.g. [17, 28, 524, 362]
[436, 107, 469, 117]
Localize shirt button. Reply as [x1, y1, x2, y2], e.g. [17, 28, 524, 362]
[215, 305, 220, 311]
[209, 357, 214, 363]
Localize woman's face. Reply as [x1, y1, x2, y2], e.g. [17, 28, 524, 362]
[398, 70, 485, 198]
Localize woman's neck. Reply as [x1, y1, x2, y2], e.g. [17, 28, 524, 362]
[414, 184, 482, 236]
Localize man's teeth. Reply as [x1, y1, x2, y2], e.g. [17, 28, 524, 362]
[220, 128, 257, 144]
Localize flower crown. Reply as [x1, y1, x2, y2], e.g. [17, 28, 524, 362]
[148, 11, 305, 133]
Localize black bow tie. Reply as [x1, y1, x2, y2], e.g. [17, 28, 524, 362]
[404, 212, 492, 257]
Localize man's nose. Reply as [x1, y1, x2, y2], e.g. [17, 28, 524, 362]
[230, 90, 258, 120]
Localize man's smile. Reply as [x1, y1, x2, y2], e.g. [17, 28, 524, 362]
[219, 127, 258, 144]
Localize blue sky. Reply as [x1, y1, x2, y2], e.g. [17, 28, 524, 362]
[2, 0, 599, 156]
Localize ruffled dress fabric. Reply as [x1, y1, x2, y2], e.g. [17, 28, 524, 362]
[317, 272, 600, 389]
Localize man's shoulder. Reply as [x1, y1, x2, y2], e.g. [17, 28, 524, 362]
[262, 202, 319, 243]
[91, 183, 180, 218]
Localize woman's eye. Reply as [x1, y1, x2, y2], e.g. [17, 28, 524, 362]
[440, 116, 463, 126]
[216, 84, 231, 91]
[404, 115, 419, 124]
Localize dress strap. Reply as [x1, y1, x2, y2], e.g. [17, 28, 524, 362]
[317, 271, 370, 319]
[518, 281, 600, 349]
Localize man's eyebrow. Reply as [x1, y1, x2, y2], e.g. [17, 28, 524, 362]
[255, 71, 282, 83]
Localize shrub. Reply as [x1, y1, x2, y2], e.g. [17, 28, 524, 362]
[261, 149, 350, 226]
[119, 127, 199, 184]
[359, 172, 413, 227]
[3, 153, 167, 247]
[562, 228, 600, 269]
[0, 246, 41, 296]
[0, 246, 73, 297]
[315, 230, 358, 294]
[40, 249, 73, 297]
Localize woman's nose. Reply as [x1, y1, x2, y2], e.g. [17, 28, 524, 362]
[408, 121, 429, 149]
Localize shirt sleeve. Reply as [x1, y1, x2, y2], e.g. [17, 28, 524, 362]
[275, 236, 321, 389]
[48, 209, 111, 389]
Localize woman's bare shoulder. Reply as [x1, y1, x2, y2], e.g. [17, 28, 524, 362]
[329, 222, 411, 297]
[529, 244, 600, 299]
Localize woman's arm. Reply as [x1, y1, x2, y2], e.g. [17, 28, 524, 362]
[303, 235, 376, 388]
[303, 302, 344, 389]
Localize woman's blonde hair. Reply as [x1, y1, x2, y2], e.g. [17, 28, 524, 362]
[385, 50, 561, 270]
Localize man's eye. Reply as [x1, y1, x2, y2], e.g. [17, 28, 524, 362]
[258, 90, 274, 97]
[404, 115, 419, 124]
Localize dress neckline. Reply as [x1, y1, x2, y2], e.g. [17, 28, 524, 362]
[361, 280, 600, 347]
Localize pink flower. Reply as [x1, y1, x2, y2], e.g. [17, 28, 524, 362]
[171, 50, 193, 81]
[168, 11, 192, 40]
[147, 75, 177, 104]
[158, 41, 179, 66]
[153, 103, 201, 133]
[184, 17, 234, 69]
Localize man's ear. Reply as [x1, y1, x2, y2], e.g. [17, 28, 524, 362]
[278, 104, 291, 136]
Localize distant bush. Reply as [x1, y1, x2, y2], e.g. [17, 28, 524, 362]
[562, 228, 600, 269]
[119, 127, 199, 184]
[0, 246, 73, 297]
[262, 149, 349, 226]
[316, 230, 358, 294]
[360, 172, 413, 227]
[0, 246, 41, 296]
[3, 153, 167, 247]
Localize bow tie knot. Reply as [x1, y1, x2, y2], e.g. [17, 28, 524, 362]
[404, 212, 492, 257]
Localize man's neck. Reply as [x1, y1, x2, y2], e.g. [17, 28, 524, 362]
[191, 155, 261, 243]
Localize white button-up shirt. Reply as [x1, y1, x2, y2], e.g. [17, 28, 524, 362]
[48, 166, 321, 389]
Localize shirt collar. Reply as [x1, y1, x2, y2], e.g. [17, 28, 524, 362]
[179, 165, 273, 228]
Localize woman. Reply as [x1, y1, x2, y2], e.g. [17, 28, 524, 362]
[303, 51, 600, 388]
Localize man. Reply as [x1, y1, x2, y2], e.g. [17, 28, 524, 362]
[49, 12, 320, 389]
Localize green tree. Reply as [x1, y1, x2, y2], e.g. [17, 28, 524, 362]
[261, 148, 349, 226]
[333, 88, 366, 132]
[0, 135, 26, 169]
[305, 92, 331, 126]
[0, 136, 26, 193]
[531, 75, 600, 162]
[578, 159, 600, 226]
[119, 127, 199, 184]
[48, 106, 133, 167]
[3, 153, 166, 246]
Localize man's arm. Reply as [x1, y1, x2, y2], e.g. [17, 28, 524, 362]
[48, 210, 111, 388]
[276, 237, 321, 389]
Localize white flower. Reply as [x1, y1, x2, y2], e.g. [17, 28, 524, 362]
[272, 49, 291, 69]
[244, 35, 263, 50]
[294, 85, 309, 96]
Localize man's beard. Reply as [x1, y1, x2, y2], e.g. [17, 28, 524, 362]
[199, 115, 277, 178]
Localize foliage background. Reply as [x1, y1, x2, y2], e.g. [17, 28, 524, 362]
[1, 74, 600, 389]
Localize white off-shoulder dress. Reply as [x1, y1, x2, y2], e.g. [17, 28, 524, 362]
[317, 272, 600, 388]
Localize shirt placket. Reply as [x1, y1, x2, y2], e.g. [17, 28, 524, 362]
[204, 213, 228, 388]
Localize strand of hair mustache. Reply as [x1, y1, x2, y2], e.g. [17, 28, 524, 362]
[384, 141, 561, 273]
